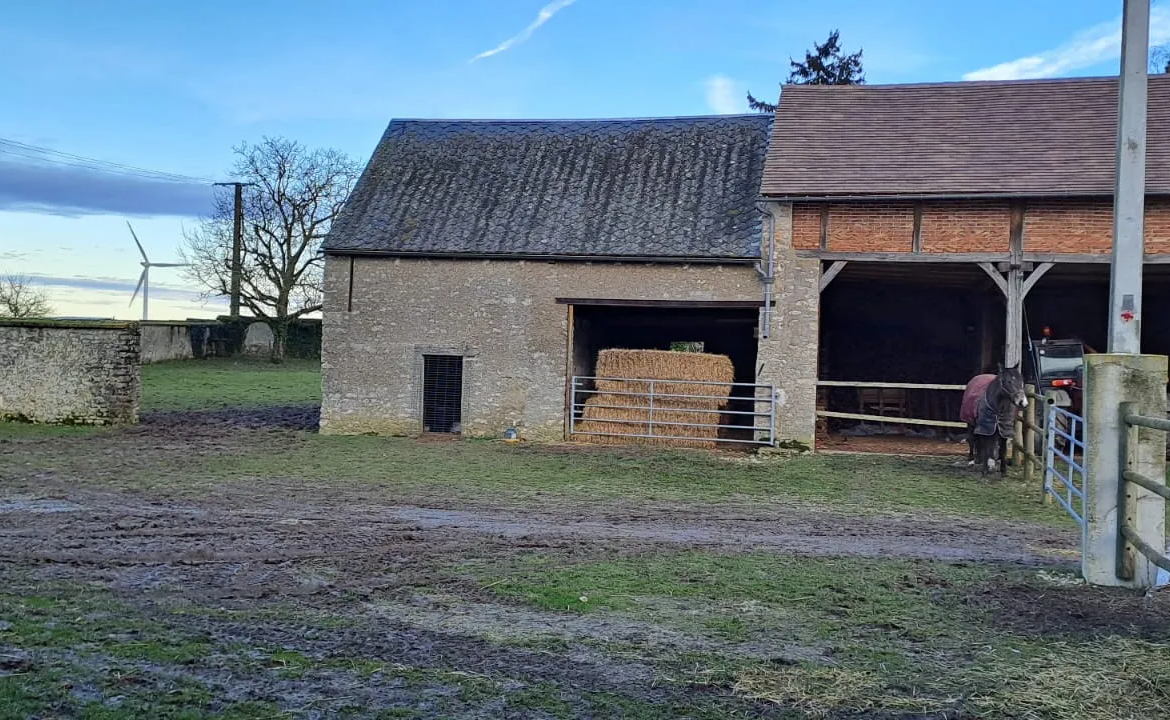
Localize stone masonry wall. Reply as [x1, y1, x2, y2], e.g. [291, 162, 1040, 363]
[140, 322, 193, 364]
[0, 321, 141, 424]
[758, 202, 820, 449]
[320, 257, 765, 441]
[790, 198, 1170, 255]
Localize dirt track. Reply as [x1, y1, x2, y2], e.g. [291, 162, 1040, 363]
[0, 406, 1108, 718]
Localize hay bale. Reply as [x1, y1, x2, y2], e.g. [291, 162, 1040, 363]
[573, 348, 736, 450]
[574, 393, 721, 450]
[594, 349, 734, 403]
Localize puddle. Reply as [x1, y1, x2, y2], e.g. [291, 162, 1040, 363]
[0, 498, 84, 514]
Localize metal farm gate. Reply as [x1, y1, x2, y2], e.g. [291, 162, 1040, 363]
[568, 376, 778, 447]
[1043, 404, 1087, 540]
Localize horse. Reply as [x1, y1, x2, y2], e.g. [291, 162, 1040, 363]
[960, 364, 1028, 478]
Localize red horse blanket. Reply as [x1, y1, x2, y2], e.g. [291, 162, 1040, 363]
[960, 374, 997, 425]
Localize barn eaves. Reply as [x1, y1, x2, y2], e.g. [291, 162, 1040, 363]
[762, 74, 1170, 200]
[324, 114, 774, 261]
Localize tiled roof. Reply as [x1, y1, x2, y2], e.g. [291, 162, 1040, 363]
[762, 75, 1170, 199]
[324, 115, 774, 260]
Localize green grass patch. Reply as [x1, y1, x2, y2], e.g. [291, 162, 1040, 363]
[202, 435, 1067, 523]
[140, 357, 320, 412]
[474, 549, 1170, 720]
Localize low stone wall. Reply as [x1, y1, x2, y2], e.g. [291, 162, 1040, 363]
[141, 322, 194, 364]
[0, 320, 141, 424]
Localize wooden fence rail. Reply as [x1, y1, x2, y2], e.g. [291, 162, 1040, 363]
[815, 380, 967, 430]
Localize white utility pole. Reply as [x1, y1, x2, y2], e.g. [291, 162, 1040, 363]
[1108, 0, 1151, 353]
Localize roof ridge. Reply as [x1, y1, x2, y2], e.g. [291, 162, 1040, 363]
[387, 113, 771, 125]
[780, 74, 1170, 92]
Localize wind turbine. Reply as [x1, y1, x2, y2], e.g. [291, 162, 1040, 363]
[127, 222, 188, 321]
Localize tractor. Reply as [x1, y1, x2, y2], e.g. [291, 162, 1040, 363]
[1024, 326, 1089, 453]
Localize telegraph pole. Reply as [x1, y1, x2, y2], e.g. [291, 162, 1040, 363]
[1108, 0, 1150, 353]
[214, 181, 247, 318]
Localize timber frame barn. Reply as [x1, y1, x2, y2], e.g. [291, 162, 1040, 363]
[320, 74, 1170, 450]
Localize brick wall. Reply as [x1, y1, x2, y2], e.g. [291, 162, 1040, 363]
[0, 321, 140, 424]
[827, 203, 914, 252]
[1023, 200, 1113, 254]
[797, 198, 1170, 255]
[920, 201, 1011, 253]
[1146, 198, 1170, 255]
[792, 204, 822, 250]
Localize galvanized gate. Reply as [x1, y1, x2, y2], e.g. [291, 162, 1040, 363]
[569, 376, 778, 447]
[1044, 403, 1087, 537]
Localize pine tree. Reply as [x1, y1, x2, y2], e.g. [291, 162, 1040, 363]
[747, 30, 865, 113]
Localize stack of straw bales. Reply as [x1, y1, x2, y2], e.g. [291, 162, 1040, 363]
[574, 349, 734, 449]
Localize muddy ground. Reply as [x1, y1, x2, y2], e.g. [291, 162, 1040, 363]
[1, 406, 1154, 719]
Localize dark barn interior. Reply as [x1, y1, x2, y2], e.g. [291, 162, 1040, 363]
[818, 262, 1170, 446]
[818, 263, 1000, 433]
[569, 303, 760, 432]
[1025, 265, 1170, 358]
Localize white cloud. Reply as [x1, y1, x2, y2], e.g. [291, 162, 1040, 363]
[964, 7, 1170, 81]
[470, 0, 577, 63]
[704, 74, 743, 114]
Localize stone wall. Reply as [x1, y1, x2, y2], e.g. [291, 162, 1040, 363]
[756, 202, 819, 449]
[0, 320, 141, 424]
[140, 322, 193, 364]
[321, 257, 771, 441]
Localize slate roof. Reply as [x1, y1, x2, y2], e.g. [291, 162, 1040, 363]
[324, 115, 774, 260]
[762, 75, 1170, 199]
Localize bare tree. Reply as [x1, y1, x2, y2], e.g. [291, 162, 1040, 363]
[1152, 43, 1170, 74]
[183, 137, 361, 362]
[0, 275, 54, 318]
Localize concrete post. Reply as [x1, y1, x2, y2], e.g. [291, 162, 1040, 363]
[1082, 353, 1168, 587]
[1108, 0, 1149, 354]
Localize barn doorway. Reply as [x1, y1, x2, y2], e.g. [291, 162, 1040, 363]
[563, 300, 762, 440]
[422, 354, 464, 434]
[818, 262, 999, 453]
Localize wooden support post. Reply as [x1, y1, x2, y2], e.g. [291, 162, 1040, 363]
[912, 203, 923, 253]
[819, 206, 829, 250]
[819, 261, 847, 293]
[978, 262, 1008, 296]
[1005, 204, 1026, 369]
[1006, 267, 1024, 368]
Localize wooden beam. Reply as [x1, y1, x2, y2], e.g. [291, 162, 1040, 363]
[798, 250, 1011, 263]
[816, 380, 966, 391]
[1022, 262, 1055, 296]
[819, 205, 829, 250]
[815, 410, 967, 429]
[798, 250, 1170, 264]
[978, 262, 1008, 296]
[1009, 203, 1025, 264]
[554, 298, 766, 308]
[912, 203, 923, 252]
[819, 261, 847, 292]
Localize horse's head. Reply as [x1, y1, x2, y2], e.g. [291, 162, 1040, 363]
[999, 363, 1028, 409]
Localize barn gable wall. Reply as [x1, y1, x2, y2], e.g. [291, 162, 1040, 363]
[320, 256, 789, 441]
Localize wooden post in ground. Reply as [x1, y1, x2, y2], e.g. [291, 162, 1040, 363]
[1023, 384, 1036, 485]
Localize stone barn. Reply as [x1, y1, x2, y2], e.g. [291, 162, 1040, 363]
[321, 75, 1170, 451]
[760, 75, 1170, 441]
[320, 115, 818, 446]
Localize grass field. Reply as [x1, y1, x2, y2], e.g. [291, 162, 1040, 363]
[0, 358, 1165, 719]
[140, 357, 322, 411]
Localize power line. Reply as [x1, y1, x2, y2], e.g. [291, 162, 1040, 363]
[0, 136, 216, 185]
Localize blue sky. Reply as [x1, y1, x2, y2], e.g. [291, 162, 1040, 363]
[0, 0, 1162, 319]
